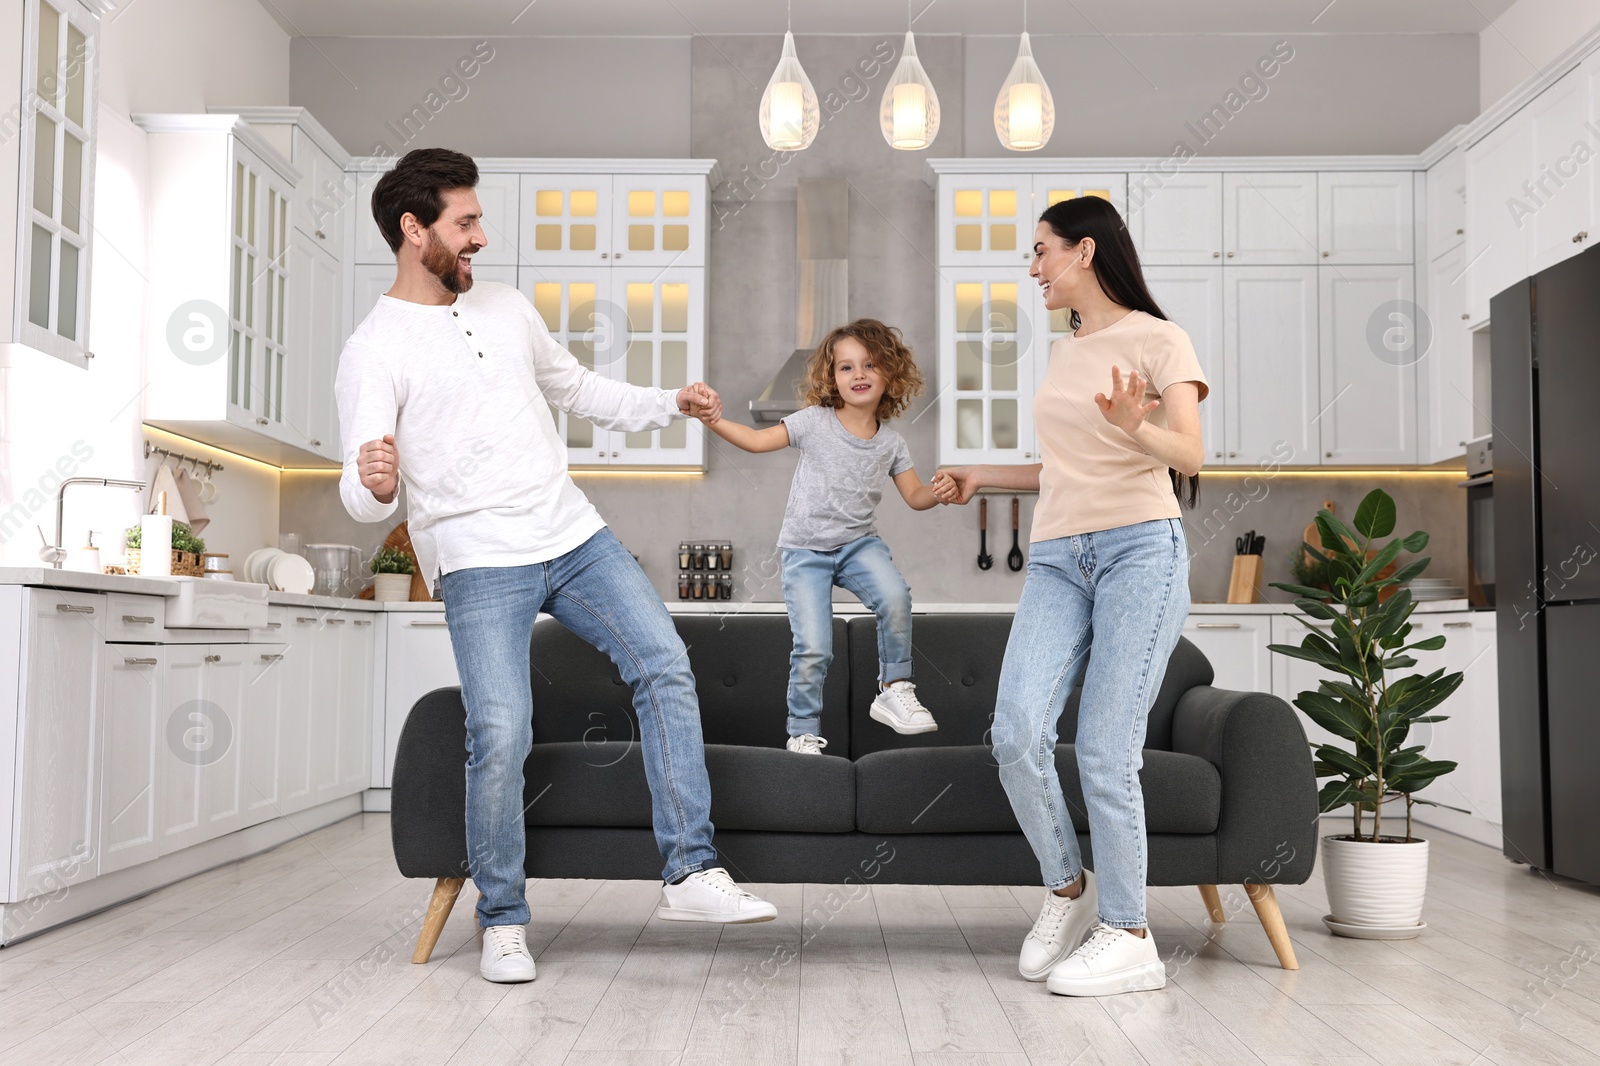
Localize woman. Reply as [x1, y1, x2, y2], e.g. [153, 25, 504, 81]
[933, 195, 1205, 998]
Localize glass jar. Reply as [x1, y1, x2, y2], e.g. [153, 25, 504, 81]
[677, 572, 690, 599]
[678, 542, 691, 569]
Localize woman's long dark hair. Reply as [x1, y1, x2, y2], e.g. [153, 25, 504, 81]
[1038, 195, 1199, 509]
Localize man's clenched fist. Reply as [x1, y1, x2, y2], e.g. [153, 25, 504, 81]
[358, 435, 399, 503]
[678, 381, 722, 424]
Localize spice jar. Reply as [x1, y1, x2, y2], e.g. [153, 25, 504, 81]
[678, 542, 691, 569]
[677, 572, 690, 599]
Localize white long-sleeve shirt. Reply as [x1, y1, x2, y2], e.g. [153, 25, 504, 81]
[335, 281, 683, 587]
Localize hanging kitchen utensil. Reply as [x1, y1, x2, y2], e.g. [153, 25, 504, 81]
[1008, 496, 1024, 571]
[977, 497, 993, 570]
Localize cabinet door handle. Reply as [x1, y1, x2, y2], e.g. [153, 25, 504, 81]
[614, 253, 623, 260]
[327, 617, 347, 625]
[353, 619, 372, 626]
[407, 619, 450, 627]
[296, 616, 320, 624]
[1321, 251, 1330, 257]
[260, 653, 285, 661]
[1455, 228, 1464, 235]
[56, 603, 95, 614]
[310, 438, 322, 447]
[121, 614, 155, 624]
[1225, 251, 1235, 258]
[315, 229, 327, 240]
[123, 656, 158, 666]
[267, 621, 282, 629]
[1212, 251, 1221, 258]
[256, 417, 269, 426]
[1573, 231, 1589, 243]
[1461, 312, 1470, 319]
[204, 654, 222, 663]
[601, 252, 609, 258]
[1195, 622, 1242, 629]
[1443, 621, 1472, 628]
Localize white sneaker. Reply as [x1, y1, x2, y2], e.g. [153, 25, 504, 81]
[657, 867, 778, 924]
[870, 681, 938, 734]
[787, 733, 828, 754]
[1019, 872, 1098, 981]
[479, 924, 536, 983]
[1046, 922, 1167, 997]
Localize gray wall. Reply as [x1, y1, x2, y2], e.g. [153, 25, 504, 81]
[281, 31, 1474, 605]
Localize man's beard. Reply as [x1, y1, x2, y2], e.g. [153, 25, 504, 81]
[424, 229, 473, 294]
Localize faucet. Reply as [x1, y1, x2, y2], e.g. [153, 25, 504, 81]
[42, 477, 147, 568]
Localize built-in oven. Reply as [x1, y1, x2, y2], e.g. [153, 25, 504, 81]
[1461, 435, 1493, 608]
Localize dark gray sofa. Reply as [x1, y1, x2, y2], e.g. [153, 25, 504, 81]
[393, 613, 1317, 968]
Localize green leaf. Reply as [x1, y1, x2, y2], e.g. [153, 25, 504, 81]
[1382, 655, 1419, 670]
[1386, 557, 1433, 586]
[1405, 634, 1447, 652]
[1401, 530, 1430, 553]
[1355, 539, 1403, 585]
[1353, 489, 1397, 539]
[1318, 746, 1374, 778]
[1295, 692, 1372, 742]
[1317, 780, 1367, 813]
[1270, 582, 1334, 600]
[1296, 598, 1340, 620]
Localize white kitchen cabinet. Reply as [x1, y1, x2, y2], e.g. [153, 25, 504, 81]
[198, 644, 248, 840]
[383, 613, 460, 787]
[1223, 172, 1318, 264]
[938, 175, 1036, 267]
[518, 174, 616, 267]
[223, 109, 353, 261]
[158, 643, 207, 854]
[1426, 149, 1466, 262]
[1407, 613, 1503, 841]
[275, 615, 316, 816]
[339, 616, 377, 795]
[1033, 175, 1128, 229]
[1129, 172, 1222, 266]
[11, 0, 99, 368]
[9, 589, 102, 899]
[1317, 264, 1418, 465]
[519, 267, 615, 466]
[519, 171, 713, 269]
[1317, 172, 1415, 264]
[242, 644, 285, 827]
[1524, 68, 1597, 274]
[608, 175, 708, 269]
[99, 646, 164, 875]
[1183, 614, 1272, 693]
[1223, 266, 1320, 464]
[287, 227, 343, 461]
[307, 616, 343, 806]
[938, 268, 1037, 466]
[1144, 266, 1225, 463]
[1464, 115, 1534, 325]
[1421, 242, 1475, 463]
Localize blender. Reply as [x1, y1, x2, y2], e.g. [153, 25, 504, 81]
[303, 543, 363, 598]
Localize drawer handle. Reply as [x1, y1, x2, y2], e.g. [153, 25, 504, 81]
[121, 614, 155, 624]
[1443, 621, 1472, 628]
[204, 654, 222, 663]
[1573, 231, 1588, 243]
[123, 656, 158, 666]
[260, 653, 285, 661]
[1195, 622, 1242, 629]
[327, 617, 347, 625]
[56, 603, 96, 614]
[408, 619, 450, 627]
[267, 621, 282, 629]
[353, 619, 371, 626]
[296, 616, 320, 624]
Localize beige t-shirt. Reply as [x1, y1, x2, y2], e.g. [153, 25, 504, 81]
[1032, 310, 1209, 542]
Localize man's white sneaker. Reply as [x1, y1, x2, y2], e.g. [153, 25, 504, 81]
[870, 681, 938, 734]
[1018, 872, 1098, 981]
[787, 734, 829, 754]
[657, 867, 778, 924]
[479, 924, 536, 983]
[1046, 922, 1167, 997]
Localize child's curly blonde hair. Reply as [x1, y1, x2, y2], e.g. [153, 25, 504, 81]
[800, 319, 926, 422]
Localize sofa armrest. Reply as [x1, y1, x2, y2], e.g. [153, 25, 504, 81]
[1170, 685, 1319, 887]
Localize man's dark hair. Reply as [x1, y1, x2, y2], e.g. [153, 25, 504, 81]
[371, 148, 479, 254]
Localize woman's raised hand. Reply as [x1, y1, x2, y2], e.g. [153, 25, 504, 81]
[1095, 365, 1160, 436]
[931, 467, 978, 505]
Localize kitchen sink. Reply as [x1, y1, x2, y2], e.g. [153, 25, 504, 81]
[164, 576, 268, 628]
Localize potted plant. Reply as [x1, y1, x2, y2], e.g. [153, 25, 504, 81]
[125, 522, 207, 576]
[370, 546, 416, 602]
[1267, 489, 1464, 938]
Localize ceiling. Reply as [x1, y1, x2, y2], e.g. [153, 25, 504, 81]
[258, 0, 1516, 39]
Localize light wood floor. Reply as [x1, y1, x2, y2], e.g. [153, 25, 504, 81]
[3, 815, 1600, 1066]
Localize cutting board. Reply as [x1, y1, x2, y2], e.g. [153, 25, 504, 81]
[381, 521, 432, 601]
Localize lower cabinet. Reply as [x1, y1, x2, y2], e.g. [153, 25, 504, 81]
[1182, 613, 1273, 693]
[382, 612, 459, 787]
[243, 643, 286, 827]
[100, 647, 164, 875]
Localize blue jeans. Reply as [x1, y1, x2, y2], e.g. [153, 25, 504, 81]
[991, 518, 1189, 929]
[439, 527, 718, 927]
[781, 536, 913, 737]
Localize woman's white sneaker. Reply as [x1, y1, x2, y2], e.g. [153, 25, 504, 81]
[787, 734, 828, 754]
[1019, 872, 1098, 981]
[870, 681, 938, 734]
[657, 867, 778, 924]
[1046, 922, 1166, 997]
[480, 924, 536, 983]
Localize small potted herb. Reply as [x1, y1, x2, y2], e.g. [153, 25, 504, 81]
[370, 546, 417, 602]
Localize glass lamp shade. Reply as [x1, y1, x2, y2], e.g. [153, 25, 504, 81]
[994, 32, 1054, 151]
[880, 31, 940, 150]
[759, 31, 820, 151]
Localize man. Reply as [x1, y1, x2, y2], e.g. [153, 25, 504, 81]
[337, 148, 776, 985]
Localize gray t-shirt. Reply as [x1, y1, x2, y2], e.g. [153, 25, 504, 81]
[777, 405, 914, 551]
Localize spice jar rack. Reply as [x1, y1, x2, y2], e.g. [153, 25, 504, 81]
[678, 540, 733, 601]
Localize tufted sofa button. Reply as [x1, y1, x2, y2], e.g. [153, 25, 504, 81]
[961, 674, 976, 687]
[722, 674, 738, 687]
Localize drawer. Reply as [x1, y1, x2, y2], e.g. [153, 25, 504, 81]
[104, 593, 166, 642]
[250, 604, 290, 642]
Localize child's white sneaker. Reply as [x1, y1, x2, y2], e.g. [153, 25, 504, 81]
[1046, 923, 1167, 997]
[786, 734, 828, 754]
[870, 681, 938, 734]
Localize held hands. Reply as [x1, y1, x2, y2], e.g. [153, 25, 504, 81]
[931, 467, 978, 505]
[678, 382, 723, 424]
[358, 435, 399, 503]
[1095, 366, 1159, 437]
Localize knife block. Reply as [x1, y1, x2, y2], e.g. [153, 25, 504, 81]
[1227, 554, 1264, 604]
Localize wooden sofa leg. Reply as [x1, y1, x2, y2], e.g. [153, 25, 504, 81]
[1245, 883, 1298, 970]
[1198, 884, 1226, 922]
[412, 877, 465, 964]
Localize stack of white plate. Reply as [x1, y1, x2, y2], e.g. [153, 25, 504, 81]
[241, 547, 316, 594]
[1408, 578, 1465, 601]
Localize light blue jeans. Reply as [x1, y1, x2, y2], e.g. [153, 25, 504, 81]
[439, 527, 718, 927]
[781, 535, 913, 737]
[991, 518, 1189, 929]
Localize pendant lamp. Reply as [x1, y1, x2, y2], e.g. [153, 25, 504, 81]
[759, 6, 818, 151]
[880, 17, 940, 150]
[994, 30, 1054, 151]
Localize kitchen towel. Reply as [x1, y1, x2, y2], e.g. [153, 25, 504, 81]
[146, 463, 191, 528]
[173, 466, 210, 534]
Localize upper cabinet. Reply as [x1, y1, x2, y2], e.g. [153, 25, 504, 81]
[1223, 172, 1318, 264]
[935, 173, 1124, 267]
[1317, 171, 1415, 264]
[1464, 114, 1535, 325]
[1522, 64, 1598, 274]
[1130, 173, 1222, 265]
[9, 0, 99, 368]
[518, 174, 708, 269]
[1425, 148, 1466, 262]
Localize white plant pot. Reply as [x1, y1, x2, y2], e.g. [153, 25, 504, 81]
[373, 573, 412, 602]
[1321, 833, 1429, 935]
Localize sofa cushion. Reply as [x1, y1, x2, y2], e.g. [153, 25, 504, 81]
[524, 741, 856, 833]
[853, 745, 1221, 835]
[530, 614, 851, 755]
[847, 616, 1215, 756]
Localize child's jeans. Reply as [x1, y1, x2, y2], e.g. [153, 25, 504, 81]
[781, 536, 913, 737]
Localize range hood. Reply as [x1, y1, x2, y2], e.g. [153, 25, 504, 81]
[751, 178, 848, 423]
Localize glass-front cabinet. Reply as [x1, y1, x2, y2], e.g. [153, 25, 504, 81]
[938, 269, 1034, 466]
[519, 172, 707, 269]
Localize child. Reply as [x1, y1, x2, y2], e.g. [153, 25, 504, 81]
[697, 319, 942, 753]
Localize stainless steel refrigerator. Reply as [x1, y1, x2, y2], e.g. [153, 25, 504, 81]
[1491, 242, 1600, 884]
